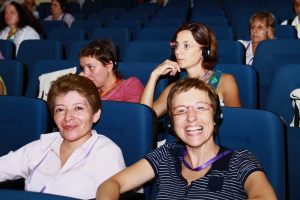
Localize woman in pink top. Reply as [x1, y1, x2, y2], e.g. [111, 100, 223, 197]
[79, 40, 144, 103]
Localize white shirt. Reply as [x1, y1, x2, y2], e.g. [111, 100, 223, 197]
[44, 13, 75, 27]
[0, 131, 125, 199]
[238, 40, 254, 66]
[0, 25, 40, 55]
[281, 16, 300, 39]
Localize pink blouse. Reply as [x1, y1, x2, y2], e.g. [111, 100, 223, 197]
[101, 77, 144, 103]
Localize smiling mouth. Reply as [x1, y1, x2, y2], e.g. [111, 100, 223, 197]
[62, 125, 78, 130]
[185, 126, 204, 135]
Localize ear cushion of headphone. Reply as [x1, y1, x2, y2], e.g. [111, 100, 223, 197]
[59, 1, 67, 11]
[202, 47, 211, 59]
[62, 5, 67, 11]
[214, 96, 223, 128]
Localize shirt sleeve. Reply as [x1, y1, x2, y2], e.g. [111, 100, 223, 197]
[234, 150, 264, 186]
[93, 139, 126, 185]
[0, 141, 38, 181]
[23, 27, 40, 40]
[281, 20, 288, 25]
[64, 13, 75, 27]
[144, 144, 171, 176]
[238, 40, 248, 48]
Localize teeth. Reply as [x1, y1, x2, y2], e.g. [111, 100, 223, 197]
[186, 126, 203, 132]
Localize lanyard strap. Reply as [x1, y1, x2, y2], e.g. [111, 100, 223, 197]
[182, 149, 232, 171]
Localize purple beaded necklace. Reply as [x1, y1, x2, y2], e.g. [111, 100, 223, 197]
[182, 149, 232, 171]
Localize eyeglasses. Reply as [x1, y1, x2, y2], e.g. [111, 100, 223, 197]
[172, 102, 213, 116]
[169, 41, 201, 50]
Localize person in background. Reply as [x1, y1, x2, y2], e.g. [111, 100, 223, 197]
[23, 0, 39, 18]
[0, 75, 6, 95]
[0, 1, 42, 54]
[0, 74, 125, 199]
[79, 40, 144, 103]
[239, 12, 276, 66]
[0, 51, 4, 59]
[140, 22, 241, 119]
[0, 0, 4, 11]
[44, 0, 75, 27]
[97, 78, 277, 200]
[281, 0, 300, 39]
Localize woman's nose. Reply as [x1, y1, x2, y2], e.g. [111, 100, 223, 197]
[64, 109, 74, 121]
[186, 107, 197, 122]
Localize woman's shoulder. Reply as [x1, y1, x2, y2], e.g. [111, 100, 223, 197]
[231, 149, 261, 165]
[22, 25, 36, 31]
[238, 40, 250, 47]
[146, 142, 183, 161]
[44, 15, 53, 20]
[65, 13, 74, 18]
[18, 26, 40, 38]
[216, 70, 236, 86]
[124, 77, 143, 84]
[0, 26, 9, 32]
[92, 131, 123, 152]
[155, 142, 184, 155]
[122, 77, 144, 89]
[21, 132, 61, 152]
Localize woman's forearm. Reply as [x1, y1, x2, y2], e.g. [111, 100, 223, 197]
[96, 180, 121, 200]
[140, 72, 160, 108]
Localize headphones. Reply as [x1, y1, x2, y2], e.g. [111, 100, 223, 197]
[214, 95, 223, 128]
[202, 25, 212, 60]
[202, 46, 211, 59]
[58, 0, 67, 12]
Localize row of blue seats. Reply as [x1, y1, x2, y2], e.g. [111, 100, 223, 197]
[39, 20, 297, 42]
[2, 38, 300, 107]
[0, 59, 256, 109]
[0, 38, 246, 70]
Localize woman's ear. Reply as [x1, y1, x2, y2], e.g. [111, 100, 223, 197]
[267, 27, 275, 39]
[106, 61, 114, 72]
[93, 109, 101, 123]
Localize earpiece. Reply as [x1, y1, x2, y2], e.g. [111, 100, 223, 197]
[61, 4, 67, 12]
[58, 0, 67, 12]
[214, 95, 223, 128]
[202, 46, 211, 59]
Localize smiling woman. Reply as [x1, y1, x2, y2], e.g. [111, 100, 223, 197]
[0, 74, 125, 199]
[97, 78, 276, 200]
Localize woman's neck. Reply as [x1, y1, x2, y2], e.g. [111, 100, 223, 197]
[60, 132, 92, 167]
[185, 143, 219, 169]
[252, 42, 258, 55]
[187, 65, 211, 81]
[8, 25, 17, 31]
[53, 13, 63, 20]
[99, 75, 120, 97]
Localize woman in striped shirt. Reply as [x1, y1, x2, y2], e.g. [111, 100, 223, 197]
[97, 78, 276, 200]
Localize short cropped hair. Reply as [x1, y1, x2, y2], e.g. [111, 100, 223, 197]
[79, 40, 122, 79]
[47, 73, 101, 116]
[167, 78, 219, 127]
[249, 12, 275, 35]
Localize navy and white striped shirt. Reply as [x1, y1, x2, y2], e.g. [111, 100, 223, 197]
[145, 143, 263, 200]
